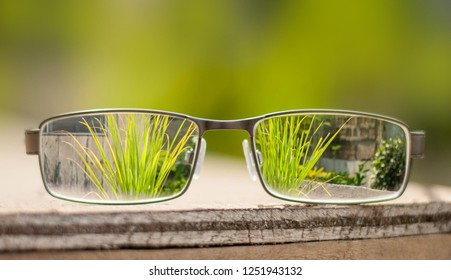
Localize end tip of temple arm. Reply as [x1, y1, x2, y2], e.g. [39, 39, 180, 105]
[25, 129, 40, 155]
[410, 131, 425, 159]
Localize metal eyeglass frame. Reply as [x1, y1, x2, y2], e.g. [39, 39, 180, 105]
[25, 109, 426, 205]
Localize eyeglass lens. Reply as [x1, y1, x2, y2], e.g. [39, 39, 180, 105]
[253, 114, 408, 203]
[40, 113, 200, 203]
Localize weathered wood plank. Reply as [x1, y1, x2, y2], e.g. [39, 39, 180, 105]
[0, 202, 449, 251]
[43, 135, 103, 189]
[1, 234, 449, 260]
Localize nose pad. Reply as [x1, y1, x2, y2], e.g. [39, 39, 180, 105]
[193, 138, 207, 180]
[242, 139, 258, 181]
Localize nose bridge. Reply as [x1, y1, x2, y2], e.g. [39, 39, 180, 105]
[201, 119, 256, 133]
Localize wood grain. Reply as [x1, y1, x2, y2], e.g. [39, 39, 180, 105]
[42, 135, 103, 190]
[1, 202, 449, 252]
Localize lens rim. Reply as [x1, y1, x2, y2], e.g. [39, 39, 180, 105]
[38, 110, 202, 205]
[251, 110, 412, 204]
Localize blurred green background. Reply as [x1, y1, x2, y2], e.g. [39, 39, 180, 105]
[1, 0, 450, 185]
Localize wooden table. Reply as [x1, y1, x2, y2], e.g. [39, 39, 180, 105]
[0, 116, 450, 259]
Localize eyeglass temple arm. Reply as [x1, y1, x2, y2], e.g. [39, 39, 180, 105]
[24, 128, 426, 158]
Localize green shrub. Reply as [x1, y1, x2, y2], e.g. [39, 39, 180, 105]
[370, 137, 406, 191]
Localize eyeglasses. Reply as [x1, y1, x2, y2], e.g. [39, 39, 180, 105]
[25, 109, 425, 205]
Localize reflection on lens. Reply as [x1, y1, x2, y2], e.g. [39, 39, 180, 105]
[254, 114, 408, 203]
[40, 113, 199, 203]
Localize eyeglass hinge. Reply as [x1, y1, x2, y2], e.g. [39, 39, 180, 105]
[410, 131, 425, 159]
[25, 129, 40, 155]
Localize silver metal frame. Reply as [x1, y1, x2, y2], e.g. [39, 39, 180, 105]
[25, 109, 426, 205]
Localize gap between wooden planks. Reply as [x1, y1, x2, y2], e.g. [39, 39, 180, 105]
[1, 234, 449, 260]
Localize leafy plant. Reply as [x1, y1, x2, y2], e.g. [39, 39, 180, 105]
[370, 137, 406, 191]
[255, 115, 350, 196]
[352, 163, 369, 185]
[331, 144, 342, 159]
[65, 114, 197, 200]
[308, 162, 369, 186]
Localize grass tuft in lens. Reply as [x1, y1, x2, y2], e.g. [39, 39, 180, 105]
[254, 114, 409, 203]
[255, 115, 349, 196]
[40, 113, 199, 204]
